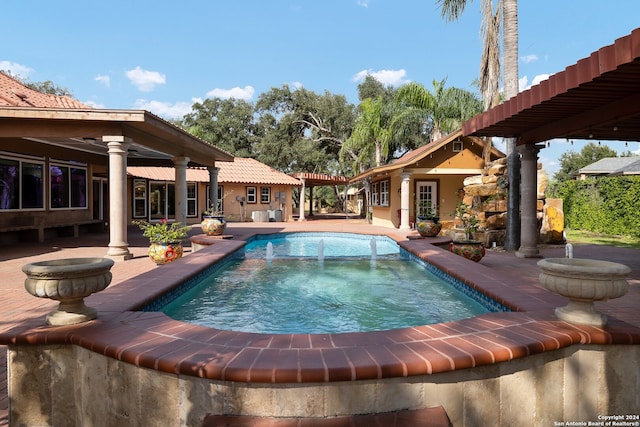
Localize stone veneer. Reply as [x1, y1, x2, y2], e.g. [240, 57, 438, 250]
[8, 343, 639, 426]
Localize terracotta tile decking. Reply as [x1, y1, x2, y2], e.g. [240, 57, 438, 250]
[0, 218, 639, 426]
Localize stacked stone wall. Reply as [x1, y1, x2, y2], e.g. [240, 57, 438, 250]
[453, 158, 565, 247]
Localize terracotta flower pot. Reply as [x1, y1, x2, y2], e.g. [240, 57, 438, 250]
[416, 219, 442, 237]
[450, 240, 485, 262]
[201, 216, 227, 236]
[148, 241, 184, 265]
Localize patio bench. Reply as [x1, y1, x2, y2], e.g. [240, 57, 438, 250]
[0, 219, 105, 242]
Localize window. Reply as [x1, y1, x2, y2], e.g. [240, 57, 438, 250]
[50, 162, 87, 209]
[133, 179, 147, 218]
[260, 187, 271, 203]
[453, 141, 463, 152]
[187, 183, 197, 216]
[0, 155, 45, 210]
[149, 182, 175, 220]
[380, 180, 389, 206]
[205, 185, 224, 213]
[247, 186, 257, 203]
[371, 182, 379, 206]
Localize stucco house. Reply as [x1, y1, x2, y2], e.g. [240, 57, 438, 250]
[127, 158, 300, 224]
[350, 130, 505, 230]
[0, 72, 304, 253]
[0, 72, 239, 260]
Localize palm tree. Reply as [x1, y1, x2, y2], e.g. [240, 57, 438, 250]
[437, 0, 520, 250]
[341, 97, 392, 170]
[437, 0, 518, 103]
[394, 80, 483, 142]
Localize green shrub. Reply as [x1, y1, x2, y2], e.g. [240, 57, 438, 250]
[548, 176, 640, 237]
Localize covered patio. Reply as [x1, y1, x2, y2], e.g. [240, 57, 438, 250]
[0, 107, 233, 259]
[462, 27, 640, 257]
[290, 172, 350, 220]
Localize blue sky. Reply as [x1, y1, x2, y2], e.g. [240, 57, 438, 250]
[2, 0, 639, 177]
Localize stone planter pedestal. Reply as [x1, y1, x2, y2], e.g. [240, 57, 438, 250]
[22, 257, 114, 326]
[537, 258, 630, 326]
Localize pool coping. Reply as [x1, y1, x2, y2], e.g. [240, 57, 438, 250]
[2, 233, 640, 384]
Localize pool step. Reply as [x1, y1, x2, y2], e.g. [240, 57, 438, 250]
[201, 406, 452, 426]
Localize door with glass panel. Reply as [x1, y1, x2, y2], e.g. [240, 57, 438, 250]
[415, 181, 438, 218]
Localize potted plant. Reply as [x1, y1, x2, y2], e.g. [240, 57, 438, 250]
[133, 219, 190, 265]
[200, 206, 227, 236]
[416, 200, 442, 237]
[449, 202, 485, 262]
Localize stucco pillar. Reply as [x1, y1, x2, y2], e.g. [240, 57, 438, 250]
[173, 156, 190, 225]
[207, 166, 219, 212]
[298, 178, 306, 221]
[399, 172, 412, 230]
[516, 144, 542, 258]
[105, 136, 133, 261]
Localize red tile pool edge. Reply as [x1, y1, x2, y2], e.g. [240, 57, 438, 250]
[2, 236, 639, 384]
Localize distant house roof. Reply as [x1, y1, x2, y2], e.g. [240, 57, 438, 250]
[128, 158, 301, 186]
[0, 71, 91, 109]
[578, 156, 640, 177]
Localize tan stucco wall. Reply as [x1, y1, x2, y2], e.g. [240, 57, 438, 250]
[8, 343, 639, 426]
[210, 183, 296, 223]
[369, 143, 494, 229]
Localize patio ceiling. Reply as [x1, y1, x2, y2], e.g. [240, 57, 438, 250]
[462, 28, 640, 145]
[0, 107, 234, 167]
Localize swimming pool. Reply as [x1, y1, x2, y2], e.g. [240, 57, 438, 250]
[157, 232, 498, 333]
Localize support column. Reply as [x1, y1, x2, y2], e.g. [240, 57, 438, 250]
[298, 178, 306, 221]
[516, 144, 542, 258]
[173, 156, 190, 226]
[105, 136, 133, 261]
[399, 172, 412, 230]
[207, 166, 219, 212]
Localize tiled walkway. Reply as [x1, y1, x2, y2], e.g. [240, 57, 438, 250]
[0, 218, 639, 426]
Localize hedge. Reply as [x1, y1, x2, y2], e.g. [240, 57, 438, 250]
[548, 176, 640, 237]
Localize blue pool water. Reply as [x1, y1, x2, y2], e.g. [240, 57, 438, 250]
[158, 233, 495, 334]
[244, 233, 399, 258]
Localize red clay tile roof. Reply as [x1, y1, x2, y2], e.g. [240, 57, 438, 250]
[0, 71, 91, 109]
[128, 158, 301, 186]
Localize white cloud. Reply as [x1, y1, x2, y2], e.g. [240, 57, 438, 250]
[0, 61, 33, 78]
[357, 0, 370, 7]
[95, 74, 110, 87]
[520, 54, 538, 64]
[352, 69, 410, 87]
[205, 85, 255, 100]
[291, 81, 303, 89]
[125, 66, 166, 92]
[531, 73, 550, 86]
[519, 73, 550, 91]
[133, 98, 195, 119]
[84, 100, 106, 109]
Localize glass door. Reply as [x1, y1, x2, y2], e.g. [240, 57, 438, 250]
[415, 181, 438, 218]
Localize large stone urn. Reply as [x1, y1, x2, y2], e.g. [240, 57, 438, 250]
[22, 257, 114, 326]
[537, 258, 630, 326]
